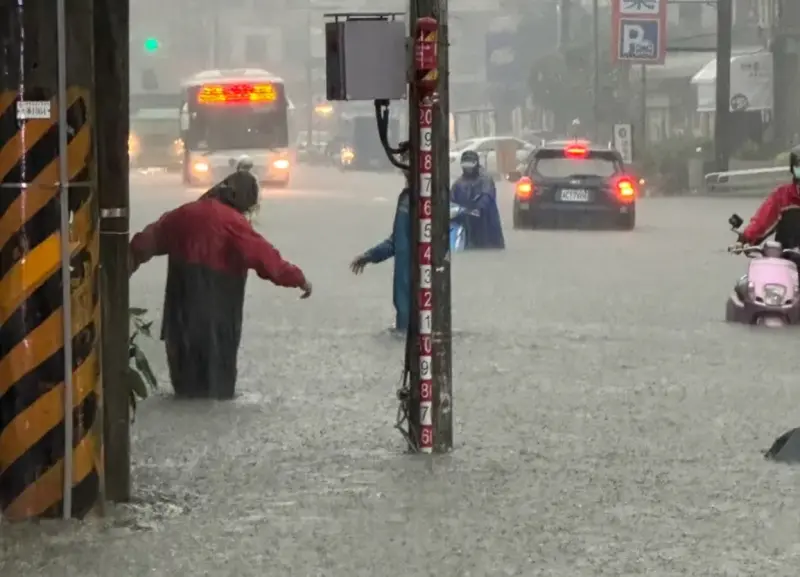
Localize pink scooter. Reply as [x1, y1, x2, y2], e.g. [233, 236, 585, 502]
[726, 213, 800, 327]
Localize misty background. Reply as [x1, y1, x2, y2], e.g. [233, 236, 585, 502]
[131, 0, 800, 184]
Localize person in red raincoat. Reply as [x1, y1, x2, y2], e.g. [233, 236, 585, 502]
[129, 171, 311, 399]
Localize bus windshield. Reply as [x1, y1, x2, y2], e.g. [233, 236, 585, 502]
[184, 81, 290, 152]
[189, 107, 288, 151]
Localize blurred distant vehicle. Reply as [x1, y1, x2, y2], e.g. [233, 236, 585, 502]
[507, 140, 637, 230]
[180, 68, 293, 188]
[449, 136, 535, 176]
[296, 130, 331, 165]
[337, 115, 397, 172]
[129, 93, 183, 170]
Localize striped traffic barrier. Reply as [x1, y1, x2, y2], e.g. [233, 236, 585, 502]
[0, 88, 102, 521]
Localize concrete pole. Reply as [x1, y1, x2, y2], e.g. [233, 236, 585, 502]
[408, 0, 453, 454]
[431, 0, 453, 453]
[94, 0, 132, 502]
[714, 0, 733, 172]
[592, 0, 601, 140]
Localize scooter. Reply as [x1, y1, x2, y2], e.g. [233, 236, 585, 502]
[450, 203, 477, 252]
[725, 213, 800, 327]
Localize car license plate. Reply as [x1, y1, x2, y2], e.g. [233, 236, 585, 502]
[559, 188, 590, 202]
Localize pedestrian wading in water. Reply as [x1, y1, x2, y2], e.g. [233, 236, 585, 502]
[129, 171, 312, 399]
[350, 176, 411, 334]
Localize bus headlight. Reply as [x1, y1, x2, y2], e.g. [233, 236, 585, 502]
[173, 138, 184, 156]
[128, 133, 140, 158]
[273, 159, 289, 170]
[193, 161, 209, 173]
[341, 147, 354, 164]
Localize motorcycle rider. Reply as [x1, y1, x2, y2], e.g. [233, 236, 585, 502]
[738, 151, 800, 253]
[450, 150, 505, 249]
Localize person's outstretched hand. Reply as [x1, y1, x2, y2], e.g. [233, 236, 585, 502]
[350, 254, 368, 275]
[300, 281, 312, 299]
[128, 248, 139, 277]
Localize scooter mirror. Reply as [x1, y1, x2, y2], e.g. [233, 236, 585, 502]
[729, 214, 743, 229]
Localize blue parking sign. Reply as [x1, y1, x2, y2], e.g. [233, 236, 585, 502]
[617, 18, 662, 63]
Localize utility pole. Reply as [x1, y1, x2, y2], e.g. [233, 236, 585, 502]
[306, 6, 315, 140]
[210, 0, 221, 68]
[558, 0, 571, 51]
[431, 0, 453, 453]
[0, 0, 102, 521]
[592, 0, 600, 139]
[94, 0, 132, 502]
[640, 65, 647, 150]
[714, 0, 733, 172]
[408, 0, 453, 453]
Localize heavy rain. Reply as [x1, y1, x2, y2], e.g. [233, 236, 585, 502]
[3, 0, 800, 575]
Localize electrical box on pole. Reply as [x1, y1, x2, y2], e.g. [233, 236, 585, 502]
[324, 15, 407, 101]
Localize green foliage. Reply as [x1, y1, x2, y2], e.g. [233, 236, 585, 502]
[734, 140, 777, 162]
[528, 42, 621, 133]
[634, 137, 712, 191]
[129, 307, 158, 419]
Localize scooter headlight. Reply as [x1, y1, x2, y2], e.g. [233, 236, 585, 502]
[764, 284, 787, 305]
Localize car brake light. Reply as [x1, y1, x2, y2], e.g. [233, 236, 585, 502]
[616, 177, 635, 200]
[564, 145, 587, 158]
[516, 177, 534, 199]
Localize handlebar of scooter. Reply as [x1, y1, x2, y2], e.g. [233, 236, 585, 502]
[450, 204, 479, 218]
[728, 243, 800, 258]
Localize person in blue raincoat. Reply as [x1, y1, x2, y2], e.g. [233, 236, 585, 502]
[450, 150, 505, 249]
[350, 180, 411, 332]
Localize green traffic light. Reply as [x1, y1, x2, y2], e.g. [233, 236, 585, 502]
[143, 37, 160, 53]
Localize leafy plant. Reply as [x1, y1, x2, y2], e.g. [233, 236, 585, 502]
[129, 307, 158, 418]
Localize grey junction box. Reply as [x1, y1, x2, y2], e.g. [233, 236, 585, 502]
[325, 18, 407, 101]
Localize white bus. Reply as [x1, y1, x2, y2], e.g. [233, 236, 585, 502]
[180, 69, 293, 188]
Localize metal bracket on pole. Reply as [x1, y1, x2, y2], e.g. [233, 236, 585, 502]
[56, 0, 74, 521]
[101, 208, 128, 219]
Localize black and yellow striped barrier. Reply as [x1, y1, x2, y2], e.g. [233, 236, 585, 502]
[0, 88, 102, 521]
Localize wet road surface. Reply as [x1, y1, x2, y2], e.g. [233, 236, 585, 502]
[3, 167, 800, 575]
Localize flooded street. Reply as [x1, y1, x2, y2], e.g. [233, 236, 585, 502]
[3, 167, 800, 576]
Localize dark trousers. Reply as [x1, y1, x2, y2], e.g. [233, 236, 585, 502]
[165, 337, 237, 400]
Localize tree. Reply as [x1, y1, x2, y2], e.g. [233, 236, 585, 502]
[527, 7, 625, 134]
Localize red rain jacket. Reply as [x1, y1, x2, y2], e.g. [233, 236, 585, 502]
[130, 197, 306, 287]
[741, 183, 800, 244]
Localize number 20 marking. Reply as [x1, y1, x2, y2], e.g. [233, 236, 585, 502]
[420, 108, 432, 125]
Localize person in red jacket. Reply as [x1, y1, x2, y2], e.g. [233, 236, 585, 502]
[739, 152, 800, 249]
[130, 171, 311, 399]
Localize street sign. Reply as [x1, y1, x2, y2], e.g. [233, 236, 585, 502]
[485, 30, 517, 85]
[612, 0, 666, 64]
[613, 123, 633, 164]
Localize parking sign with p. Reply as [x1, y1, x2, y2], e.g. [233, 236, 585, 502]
[612, 0, 666, 65]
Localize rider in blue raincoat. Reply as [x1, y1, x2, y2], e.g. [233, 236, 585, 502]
[351, 182, 411, 332]
[450, 150, 505, 249]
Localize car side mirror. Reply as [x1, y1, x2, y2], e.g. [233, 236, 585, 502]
[729, 213, 743, 229]
[506, 171, 522, 182]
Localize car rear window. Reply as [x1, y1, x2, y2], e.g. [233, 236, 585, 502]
[532, 150, 620, 178]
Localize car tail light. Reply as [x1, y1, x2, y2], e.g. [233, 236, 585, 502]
[516, 176, 534, 199]
[564, 145, 588, 158]
[615, 177, 636, 201]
